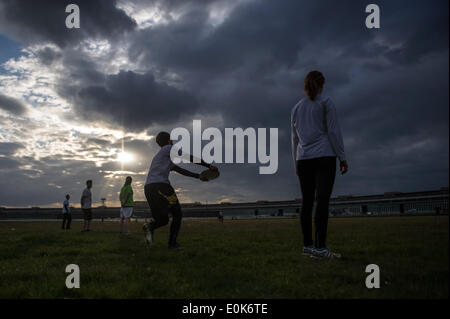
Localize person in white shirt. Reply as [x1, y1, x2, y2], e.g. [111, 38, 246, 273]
[61, 194, 71, 230]
[291, 70, 348, 259]
[80, 180, 93, 232]
[142, 131, 218, 249]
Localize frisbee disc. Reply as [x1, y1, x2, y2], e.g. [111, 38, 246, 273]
[200, 169, 220, 181]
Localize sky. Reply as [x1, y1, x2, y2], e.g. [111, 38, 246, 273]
[0, 0, 448, 207]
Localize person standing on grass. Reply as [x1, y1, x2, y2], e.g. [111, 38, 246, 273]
[291, 70, 348, 259]
[61, 194, 72, 230]
[142, 131, 218, 249]
[80, 180, 93, 232]
[119, 176, 134, 235]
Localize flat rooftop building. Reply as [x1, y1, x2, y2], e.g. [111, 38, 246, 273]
[1, 188, 448, 220]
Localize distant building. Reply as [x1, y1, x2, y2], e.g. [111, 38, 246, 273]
[0, 188, 448, 219]
[134, 188, 448, 217]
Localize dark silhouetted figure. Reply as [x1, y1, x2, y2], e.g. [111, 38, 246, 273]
[435, 207, 441, 216]
[81, 180, 93, 232]
[142, 131, 219, 249]
[62, 194, 72, 230]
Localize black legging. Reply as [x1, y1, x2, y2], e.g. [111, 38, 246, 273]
[144, 183, 182, 245]
[62, 213, 72, 229]
[297, 156, 336, 248]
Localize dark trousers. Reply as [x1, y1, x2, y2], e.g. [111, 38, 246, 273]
[297, 156, 336, 248]
[62, 213, 72, 229]
[144, 183, 182, 245]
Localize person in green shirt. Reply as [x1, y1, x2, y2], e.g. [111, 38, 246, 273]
[119, 176, 134, 235]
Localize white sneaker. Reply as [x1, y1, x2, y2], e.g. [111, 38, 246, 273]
[302, 246, 315, 256]
[310, 246, 342, 259]
[143, 223, 153, 246]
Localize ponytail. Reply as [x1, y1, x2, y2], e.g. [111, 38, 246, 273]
[304, 71, 325, 101]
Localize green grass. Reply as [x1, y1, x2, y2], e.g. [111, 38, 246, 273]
[0, 216, 448, 299]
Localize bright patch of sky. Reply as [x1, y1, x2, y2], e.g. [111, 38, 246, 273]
[116, 0, 253, 29]
[0, 39, 152, 168]
[116, 1, 172, 29]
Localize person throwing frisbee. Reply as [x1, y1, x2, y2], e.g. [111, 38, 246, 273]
[143, 131, 218, 249]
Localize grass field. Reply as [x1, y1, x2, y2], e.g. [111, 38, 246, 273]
[0, 215, 448, 299]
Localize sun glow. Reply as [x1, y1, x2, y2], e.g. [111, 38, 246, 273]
[117, 151, 135, 163]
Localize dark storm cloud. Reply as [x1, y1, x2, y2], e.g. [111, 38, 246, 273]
[0, 93, 27, 115]
[35, 47, 62, 65]
[131, 0, 448, 77]
[0, 142, 23, 155]
[59, 51, 106, 85]
[0, 157, 109, 206]
[124, 0, 448, 199]
[0, 0, 136, 47]
[0, 156, 21, 169]
[64, 70, 199, 131]
[125, 0, 449, 131]
[375, 0, 449, 66]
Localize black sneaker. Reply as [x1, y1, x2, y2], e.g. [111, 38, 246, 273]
[168, 242, 184, 250]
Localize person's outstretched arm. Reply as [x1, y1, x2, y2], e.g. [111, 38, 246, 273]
[291, 106, 300, 175]
[171, 165, 201, 179]
[188, 155, 218, 171]
[326, 99, 348, 174]
[171, 146, 218, 171]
